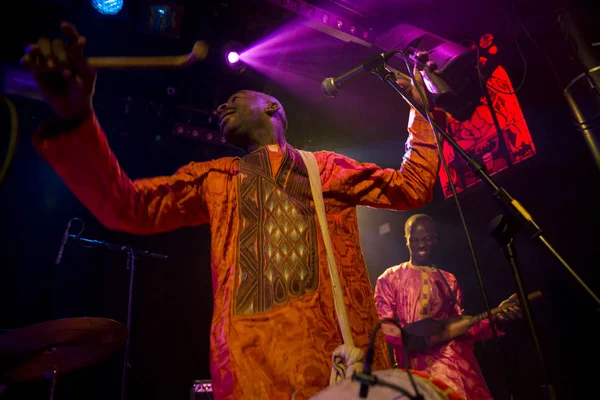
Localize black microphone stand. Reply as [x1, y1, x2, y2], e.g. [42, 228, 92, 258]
[366, 60, 600, 400]
[488, 214, 551, 397]
[68, 235, 168, 400]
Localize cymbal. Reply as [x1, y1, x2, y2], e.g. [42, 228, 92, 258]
[0, 317, 127, 382]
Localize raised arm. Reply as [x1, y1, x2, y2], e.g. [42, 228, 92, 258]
[33, 114, 210, 234]
[318, 109, 442, 210]
[24, 23, 211, 235]
[317, 54, 449, 210]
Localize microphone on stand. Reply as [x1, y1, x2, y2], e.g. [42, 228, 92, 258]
[55, 220, 72, 265]
[321, 51, 397, 98]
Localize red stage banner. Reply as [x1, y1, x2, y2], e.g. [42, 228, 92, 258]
[439, 65, 536, 199]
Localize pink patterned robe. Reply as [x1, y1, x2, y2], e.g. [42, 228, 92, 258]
[375, 262, 502, 400]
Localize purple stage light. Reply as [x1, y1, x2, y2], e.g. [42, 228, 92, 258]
[227, 52, 241, 64]
[223, 40, 246, 71]
[236, 22, 343, 100]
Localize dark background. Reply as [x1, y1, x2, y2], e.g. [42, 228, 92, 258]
[1, 0, 598, 399]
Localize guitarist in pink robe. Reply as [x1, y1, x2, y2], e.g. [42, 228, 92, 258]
[374, 213, 522, 400]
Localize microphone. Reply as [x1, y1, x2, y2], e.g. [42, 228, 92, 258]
[321, 51, 397, 98]
[55, 221, 72, 265]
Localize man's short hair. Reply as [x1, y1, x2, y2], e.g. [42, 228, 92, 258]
[404, 214, 435, 237]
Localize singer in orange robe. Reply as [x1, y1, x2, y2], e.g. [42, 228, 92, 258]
[33, 89, 440, 399]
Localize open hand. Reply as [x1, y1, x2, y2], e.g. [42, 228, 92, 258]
[21, 22, 96, 122]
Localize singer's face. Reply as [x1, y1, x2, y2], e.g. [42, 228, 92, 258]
[216, 91, 277, 147]
[406, 220, 437, 265]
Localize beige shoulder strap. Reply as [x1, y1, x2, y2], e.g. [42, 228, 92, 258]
[298, 150, 363, 384]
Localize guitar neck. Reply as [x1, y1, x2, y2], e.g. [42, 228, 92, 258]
[472, 291, 542, 323]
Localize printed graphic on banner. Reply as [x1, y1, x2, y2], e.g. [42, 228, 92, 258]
[439, 65, 536, 199]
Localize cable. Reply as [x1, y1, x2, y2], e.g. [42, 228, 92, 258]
[512, 4, 600, 140]
[354, 372, 423, 399]
[387, 318, 421, 398]
[68, 217, 98, 249]
[0, 95, 19, 187]
[496, 18, 528, 95]
[508, 8, 568, 95]
[510, 8, 540, 49]
[497, 10, 600, 149]
[359, 318, 422, 399]
[382, 317, 422, 397]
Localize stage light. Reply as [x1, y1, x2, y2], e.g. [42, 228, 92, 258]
[227, 52, 240, 64]
[223, 41, 247, 72]
[265, 0, 372, 47]
[92, 0, 123, 15]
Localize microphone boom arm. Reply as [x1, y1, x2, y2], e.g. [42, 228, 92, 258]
[68, 235, 168, 260]
[322, 51, 400, 97]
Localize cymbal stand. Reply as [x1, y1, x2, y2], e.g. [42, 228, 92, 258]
[43, 347, 57, 400]
[67, 234, 168, 400]
[121, 246, 134, 400]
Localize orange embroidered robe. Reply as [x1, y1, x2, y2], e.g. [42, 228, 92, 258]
[33, 109, 439, 400]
